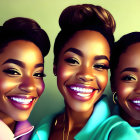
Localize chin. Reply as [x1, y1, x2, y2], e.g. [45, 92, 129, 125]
[66, 101, 93, 113]
[132, 114, 140, 121]
[11, 112, 31, 121]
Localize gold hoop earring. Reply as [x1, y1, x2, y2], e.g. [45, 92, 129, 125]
[113, 92, 117, 104]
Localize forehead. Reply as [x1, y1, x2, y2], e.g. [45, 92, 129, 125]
[0, 40, 43, 64]
[118, 42, 140, 69]
[62, 30, 110, 56]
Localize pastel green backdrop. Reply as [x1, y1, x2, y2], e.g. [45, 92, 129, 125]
[0, 0, 140, 125]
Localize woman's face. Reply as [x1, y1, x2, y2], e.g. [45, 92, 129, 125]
[0, 40, 45, 121]
[55, 30, 110, 112]
[113, 42, 140, 120]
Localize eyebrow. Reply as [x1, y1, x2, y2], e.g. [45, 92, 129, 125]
[64, 48, 109, 62]
[2, 59, 44, 68]
[64, 48, 83, 57]
[35, 63, 44, 68]
[2, 59, 25, 68]
[94, 55, 110, 62]
[120, 67, 138, 73]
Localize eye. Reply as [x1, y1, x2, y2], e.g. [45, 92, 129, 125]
[33, 72, 46, 78]
[121, 75, 136, 81]
[64, 57, 79, 65]
[3, 68, 21, 76]
[94, 64, 109, 70]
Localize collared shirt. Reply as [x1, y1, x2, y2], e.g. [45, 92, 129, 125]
[0, 120, 34, 140]
[113, 105, 140, 137]
[31, 95, 111, 140]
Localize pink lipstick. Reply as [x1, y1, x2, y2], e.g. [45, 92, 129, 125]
[129, 98, 140, 111]
[8, 96, 35, 110]
[67, 84, 98, 101]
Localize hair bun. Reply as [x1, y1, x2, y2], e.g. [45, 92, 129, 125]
[59, 4, 115, 34]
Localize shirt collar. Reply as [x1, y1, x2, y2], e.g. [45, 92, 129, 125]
[74, 95, 111, 139]
[14, 120, 34, 139]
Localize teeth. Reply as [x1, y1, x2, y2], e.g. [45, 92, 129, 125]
[132, 100, 140, 106]
[133, 100, 140, 103]
[10, 97, 33, 104]
[77, 93, 90, 97]
[70, 86, 93, 93]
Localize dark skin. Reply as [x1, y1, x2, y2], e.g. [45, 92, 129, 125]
[49, 104, 93, 140]
[112, 42, 140, 127]
[120, 107, 140, 126]
[50, 30, 110, 140]
[0, 40, 45, 133]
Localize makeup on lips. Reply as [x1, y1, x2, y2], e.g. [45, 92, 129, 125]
[129, 98, 140, 111]
[67, 84, 98, 101]
[7, 95, 37, 110]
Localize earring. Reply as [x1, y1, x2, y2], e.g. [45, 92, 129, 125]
[113, 92, 117, 104]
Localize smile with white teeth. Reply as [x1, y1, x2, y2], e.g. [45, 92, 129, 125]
[132, 100, 140, 106]
[10, 97, 33, 104]
[70, 86, 93, 93]
[77, 93, 90, 97]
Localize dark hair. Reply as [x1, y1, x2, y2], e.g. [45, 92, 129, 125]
[53, 4, 116, 65]
[0, 17, 50, 57]
[110, 32, 140, 82]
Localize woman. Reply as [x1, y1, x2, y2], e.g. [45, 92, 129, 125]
[85, 33, 140, 140]
[0, 17, 50, 139]
[31, 4, 115, 140]
[110, 32, 140, 136]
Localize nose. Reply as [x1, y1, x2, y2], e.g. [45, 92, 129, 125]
[19, 76, 36, 93]
[77, 66, 95, 82]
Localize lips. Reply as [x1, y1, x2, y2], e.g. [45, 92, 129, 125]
[129, 98, 140, 111]
[7, 96, 36, 110]
[67, 84, 98, 101]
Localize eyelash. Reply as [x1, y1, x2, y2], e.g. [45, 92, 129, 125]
[3, 68, 46, 78]
[121, 75, 136, 81]
[94, 64, 109, 70]
[64, 58, 79, 65]
[64, 58, 109, 71]
[3, 68, 21, 76]
[33, 72, 46, 78]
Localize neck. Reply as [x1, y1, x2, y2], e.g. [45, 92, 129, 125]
[0, 112, 15, 132]
[120, 108, 140, 126]
[65, 105, 93, 132]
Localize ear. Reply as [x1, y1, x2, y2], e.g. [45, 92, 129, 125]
[53, 64, 57, 76]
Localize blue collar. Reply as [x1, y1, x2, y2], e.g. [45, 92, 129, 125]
[75, 95, 111, 139]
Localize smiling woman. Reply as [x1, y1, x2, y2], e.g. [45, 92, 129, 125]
[110, 32, 140, 137]
[55, 30, 110, 113]
[31, 4, 116, 140]
[0, 17, 50, 139]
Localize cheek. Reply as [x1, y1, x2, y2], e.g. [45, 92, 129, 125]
[0, 78, 18, 94]
[117, 84, 134, 99]
[97, 71, 108, 89]
[36, 80, 45, 97]
[57, 65, 73, 82]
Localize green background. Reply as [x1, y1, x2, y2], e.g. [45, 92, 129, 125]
[0, 0, 140, 125]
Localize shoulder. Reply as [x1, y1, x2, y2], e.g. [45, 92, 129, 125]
[31, 114, 55, 139]
[31, 109, 64, 140]
[92, 115, 140, 140]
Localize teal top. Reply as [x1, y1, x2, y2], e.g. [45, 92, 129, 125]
[91, 115, 140, 140]
[31, 95, 111, 140]
[31, 95, 140, 140]
[112, 105, 140, 138]
[133, 126, 140, 135]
